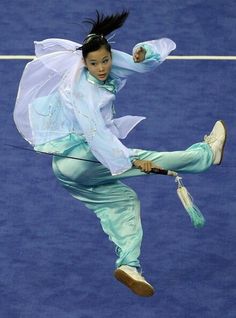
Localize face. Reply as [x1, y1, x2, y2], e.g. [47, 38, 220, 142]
[84, 46, 112, 81]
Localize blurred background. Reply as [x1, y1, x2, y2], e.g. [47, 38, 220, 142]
[0, 1, 235, 317]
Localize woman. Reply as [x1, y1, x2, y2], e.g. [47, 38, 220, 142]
[14, 11, 227, 297]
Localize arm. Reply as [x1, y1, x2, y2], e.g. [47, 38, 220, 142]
[111, 39, 176, 173]
[132, 38, 176, 62]
[111, 38, 176, 78]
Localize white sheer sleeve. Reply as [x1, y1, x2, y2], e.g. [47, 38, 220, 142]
[34, 38, 81, 57]
[111, 38, 176, 78]
[13, 39, 84, 145]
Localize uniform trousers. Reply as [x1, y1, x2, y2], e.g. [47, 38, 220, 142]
[52, 138, 213, 268]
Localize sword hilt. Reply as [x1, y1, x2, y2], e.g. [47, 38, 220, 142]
[151, 167, 177, 177]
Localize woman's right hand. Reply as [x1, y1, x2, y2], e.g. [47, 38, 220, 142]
[132, 159, 155, 173]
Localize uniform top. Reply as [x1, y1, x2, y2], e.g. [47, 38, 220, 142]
[14, 37, 176, 175]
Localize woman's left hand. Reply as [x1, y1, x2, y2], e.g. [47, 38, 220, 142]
[133, 47, 146, 63]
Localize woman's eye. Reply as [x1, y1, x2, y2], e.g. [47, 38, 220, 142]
[91, 62, 97, 66]
[103, 59, 109, 64]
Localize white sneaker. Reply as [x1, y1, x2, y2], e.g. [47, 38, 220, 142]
[204, 120, 227, 165]
[114, 265, 155, 297]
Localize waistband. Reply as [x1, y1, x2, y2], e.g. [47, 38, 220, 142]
[34, 133, 87, 155]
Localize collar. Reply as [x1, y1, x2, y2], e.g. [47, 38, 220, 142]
[86, 71, 117, 94]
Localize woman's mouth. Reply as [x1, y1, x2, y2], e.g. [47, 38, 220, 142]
[98, 74, 106, 79]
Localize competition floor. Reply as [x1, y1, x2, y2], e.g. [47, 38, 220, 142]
[0, 1, 235, 317]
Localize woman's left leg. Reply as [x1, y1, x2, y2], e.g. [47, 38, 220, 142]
[52, 157, 143, 270]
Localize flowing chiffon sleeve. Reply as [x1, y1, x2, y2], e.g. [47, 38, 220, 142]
[34, 38, 81, 57]
[111, 38, 176, 78]
[13, 39, 84, 146]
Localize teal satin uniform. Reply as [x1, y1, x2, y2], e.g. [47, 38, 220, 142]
[15, 37, 214, 269]
[51, 134, 213, 268]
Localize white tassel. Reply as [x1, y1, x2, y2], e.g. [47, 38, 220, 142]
[175, 175, 205, 228]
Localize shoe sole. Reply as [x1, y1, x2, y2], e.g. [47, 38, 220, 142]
[114, 268, 155, 297]
[217, 120, 227, 165]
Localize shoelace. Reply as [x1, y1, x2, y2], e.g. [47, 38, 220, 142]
[204, 134, 217, 144]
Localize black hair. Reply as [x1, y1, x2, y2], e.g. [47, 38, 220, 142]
[78, 10, 129, 59]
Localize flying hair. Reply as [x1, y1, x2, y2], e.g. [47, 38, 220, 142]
[83, 10, 129, 37]
[78, 10, 130, 59]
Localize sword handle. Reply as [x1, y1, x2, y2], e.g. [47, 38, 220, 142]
[151, 167, 177, 177]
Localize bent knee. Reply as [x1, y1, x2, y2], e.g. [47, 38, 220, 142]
[123, 187, 140, 206]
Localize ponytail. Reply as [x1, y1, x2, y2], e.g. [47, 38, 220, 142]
[78, 10, 129, 59]
[84, 10, 129, 37]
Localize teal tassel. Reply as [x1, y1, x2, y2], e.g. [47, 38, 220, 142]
[175, 176, 205, 228]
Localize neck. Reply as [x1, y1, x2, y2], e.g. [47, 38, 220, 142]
[86, 70, 108, 84]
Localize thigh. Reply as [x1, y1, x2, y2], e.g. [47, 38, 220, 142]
[52, 143, 147, 186]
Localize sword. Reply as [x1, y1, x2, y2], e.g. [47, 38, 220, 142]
[5, 143, 177, 176]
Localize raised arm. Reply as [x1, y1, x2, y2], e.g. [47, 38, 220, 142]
[111, 38, 176, 78]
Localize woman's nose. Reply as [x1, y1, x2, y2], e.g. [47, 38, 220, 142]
[99, 64, 104, 71]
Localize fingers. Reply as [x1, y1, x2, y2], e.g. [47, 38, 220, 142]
[134, 160, 153, 173]
[133, 47, 146, 63]
[133, 160, 166, 174]
[135, 47, 143, 55]
[133, 52, 139, 63]
[142, 161, 153, 173]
